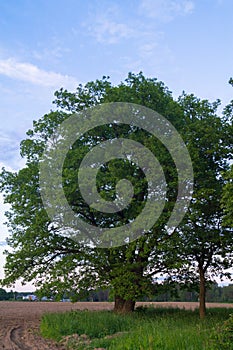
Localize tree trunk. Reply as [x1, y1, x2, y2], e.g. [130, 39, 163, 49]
[114, 295, 135, 313]
[199, 266, 206, 319]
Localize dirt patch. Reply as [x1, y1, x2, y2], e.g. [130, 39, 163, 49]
[0, 301, 113, 350]
[0, 301, 232, 349]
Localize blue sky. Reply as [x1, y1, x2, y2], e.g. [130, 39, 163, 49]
[0, 0, 233, 290]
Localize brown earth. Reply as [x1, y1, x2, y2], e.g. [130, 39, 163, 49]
[0, 301, 233, 349]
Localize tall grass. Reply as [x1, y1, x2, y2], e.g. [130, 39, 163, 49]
[40, 307, 232, 349]
[41, 309, 134, 340]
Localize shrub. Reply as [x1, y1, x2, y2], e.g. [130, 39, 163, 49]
[210, 313, 233, 349]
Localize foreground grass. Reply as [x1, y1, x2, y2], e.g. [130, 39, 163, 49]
[40, 307, 232, 349]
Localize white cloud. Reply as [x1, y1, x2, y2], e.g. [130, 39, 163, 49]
[85, 4, 137, 44]
[0, 58, 78, 89]
[87, 18, 136, 44]
[139, 0, 195, 22]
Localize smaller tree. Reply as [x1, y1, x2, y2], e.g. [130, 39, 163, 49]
[173, 92, 233, 318]
[221, 78, 233, 227]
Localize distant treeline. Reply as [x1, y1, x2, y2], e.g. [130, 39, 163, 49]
[1, 284, 233, 303]
[149, 283, 233, 303]
[84, 284, 233, 303]
[0, 289, 38, 301]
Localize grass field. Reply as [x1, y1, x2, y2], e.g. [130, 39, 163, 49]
[40, 306, 232, 349]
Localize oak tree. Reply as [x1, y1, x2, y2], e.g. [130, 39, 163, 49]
[1, 73, 187, 313]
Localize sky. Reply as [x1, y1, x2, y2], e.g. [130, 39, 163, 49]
[0, 0, 233, 291]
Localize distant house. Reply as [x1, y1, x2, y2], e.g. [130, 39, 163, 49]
[22, 294, 37, 301]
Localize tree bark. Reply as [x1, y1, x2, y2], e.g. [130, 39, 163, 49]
[114, 295, 135, 313]
[199, 266, 206, 319]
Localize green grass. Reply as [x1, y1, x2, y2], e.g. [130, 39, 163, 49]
[40, 307, 232, 349]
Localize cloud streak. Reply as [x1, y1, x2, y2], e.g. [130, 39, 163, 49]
[139, 0, 195, 22]
[0, 58, 78, 88]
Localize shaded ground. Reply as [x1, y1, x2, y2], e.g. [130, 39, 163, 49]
[0, 301, 232, 349]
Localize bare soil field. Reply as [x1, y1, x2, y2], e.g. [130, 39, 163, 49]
[0, 301, 232, 350]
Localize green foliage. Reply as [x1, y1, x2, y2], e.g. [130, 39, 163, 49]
[222, 164, 233, 227]
[0, 288, 14, 300]
[210, 313, 233, 349]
